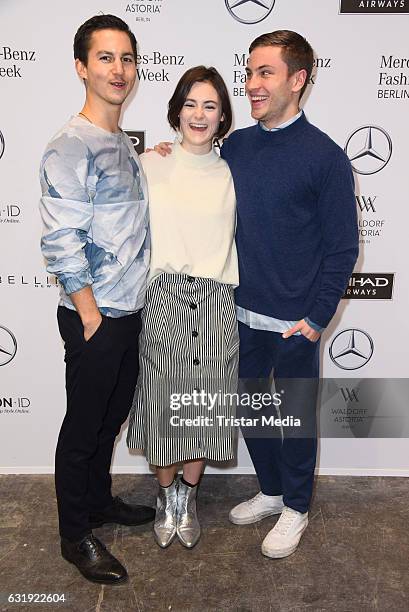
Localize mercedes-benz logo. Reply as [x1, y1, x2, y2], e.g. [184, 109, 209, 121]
[225, 0, 275, 24]
[329, 329, 374, 370]
[344, 126, 392, 175]
[0, 130, 5, 160]
[0, 325, 17, 366]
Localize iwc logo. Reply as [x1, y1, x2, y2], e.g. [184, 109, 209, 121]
[0, 130, 5, 160]
[329, 329, 374, 370]
[344, 126, 392, 175]
[0, 325, 17, 366]
[225, 0, 275, 24]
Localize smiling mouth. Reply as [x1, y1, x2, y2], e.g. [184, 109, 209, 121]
[249, 95, 268, 104]
[189, 123, 208, 131]
[111, 81, 126, 89]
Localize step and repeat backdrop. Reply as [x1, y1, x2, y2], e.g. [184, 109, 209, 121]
[1, 0, 408, 475]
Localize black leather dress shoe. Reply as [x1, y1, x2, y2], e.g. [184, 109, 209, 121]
[61, 534, 128, 585]
[89, 496, 155, 528]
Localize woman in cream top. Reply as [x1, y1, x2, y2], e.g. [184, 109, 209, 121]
[143, 138, 237, 287]
[127, 66, 239, 550]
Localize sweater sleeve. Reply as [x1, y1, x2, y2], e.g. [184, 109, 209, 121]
[306, 150, 359, 328]
[220, 135, 230, 162]
[39, 135, 94, 294]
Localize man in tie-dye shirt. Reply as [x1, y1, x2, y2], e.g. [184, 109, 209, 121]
[39, 14, 154, 585]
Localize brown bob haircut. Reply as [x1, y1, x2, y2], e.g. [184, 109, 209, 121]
[167, 66, 232, 139]
[249, 30, 313, 101]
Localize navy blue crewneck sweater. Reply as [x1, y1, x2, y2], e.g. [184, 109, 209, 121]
[221, 112, 358, 328]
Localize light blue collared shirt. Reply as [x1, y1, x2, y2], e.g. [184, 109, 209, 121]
[236, 111, 323, 335]
[259, 111, 302, 132]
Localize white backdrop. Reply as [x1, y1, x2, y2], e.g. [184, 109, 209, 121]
[1, 0, 408, 475]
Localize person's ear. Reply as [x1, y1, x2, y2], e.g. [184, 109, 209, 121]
[292, 69, 307, 94]
[75, 58, 88, 82]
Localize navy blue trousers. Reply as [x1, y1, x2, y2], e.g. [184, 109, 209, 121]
[238, 322, 320, 514]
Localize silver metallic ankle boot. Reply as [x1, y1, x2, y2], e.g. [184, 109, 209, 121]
[176, 479, 201, 548]
[154, 480, 177, 548]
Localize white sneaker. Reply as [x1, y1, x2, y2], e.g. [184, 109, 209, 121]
[261, 506, 308, 558]
[229, 492, 284, 525]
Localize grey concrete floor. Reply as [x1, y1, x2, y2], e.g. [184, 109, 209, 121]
[0, 475, 408, 612]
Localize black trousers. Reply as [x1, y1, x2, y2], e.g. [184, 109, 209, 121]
[56, 306, 141, 541]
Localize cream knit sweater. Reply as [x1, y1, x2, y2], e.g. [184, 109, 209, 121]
[141, 141, 238, 286]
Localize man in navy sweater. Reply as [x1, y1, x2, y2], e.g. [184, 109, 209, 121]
[223, 31, 358, 558]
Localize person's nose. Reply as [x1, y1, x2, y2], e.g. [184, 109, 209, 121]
[112, 57, 125, 77]
[246, 73, 259, 91]
[194, 106, 205, 120]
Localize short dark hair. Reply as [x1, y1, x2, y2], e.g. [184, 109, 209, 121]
[249, 30, 313, 100]
[74, 14, 137, 65]
[167, 66, 232, 139]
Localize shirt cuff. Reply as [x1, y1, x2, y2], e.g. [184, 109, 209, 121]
[304, 317, 325, 333]
[59, 270, 93, 295]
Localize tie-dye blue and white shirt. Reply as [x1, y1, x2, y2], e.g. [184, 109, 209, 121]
[39, 115, 150, 316]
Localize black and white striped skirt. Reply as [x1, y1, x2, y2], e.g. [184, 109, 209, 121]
[127, 274, 239, 466]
